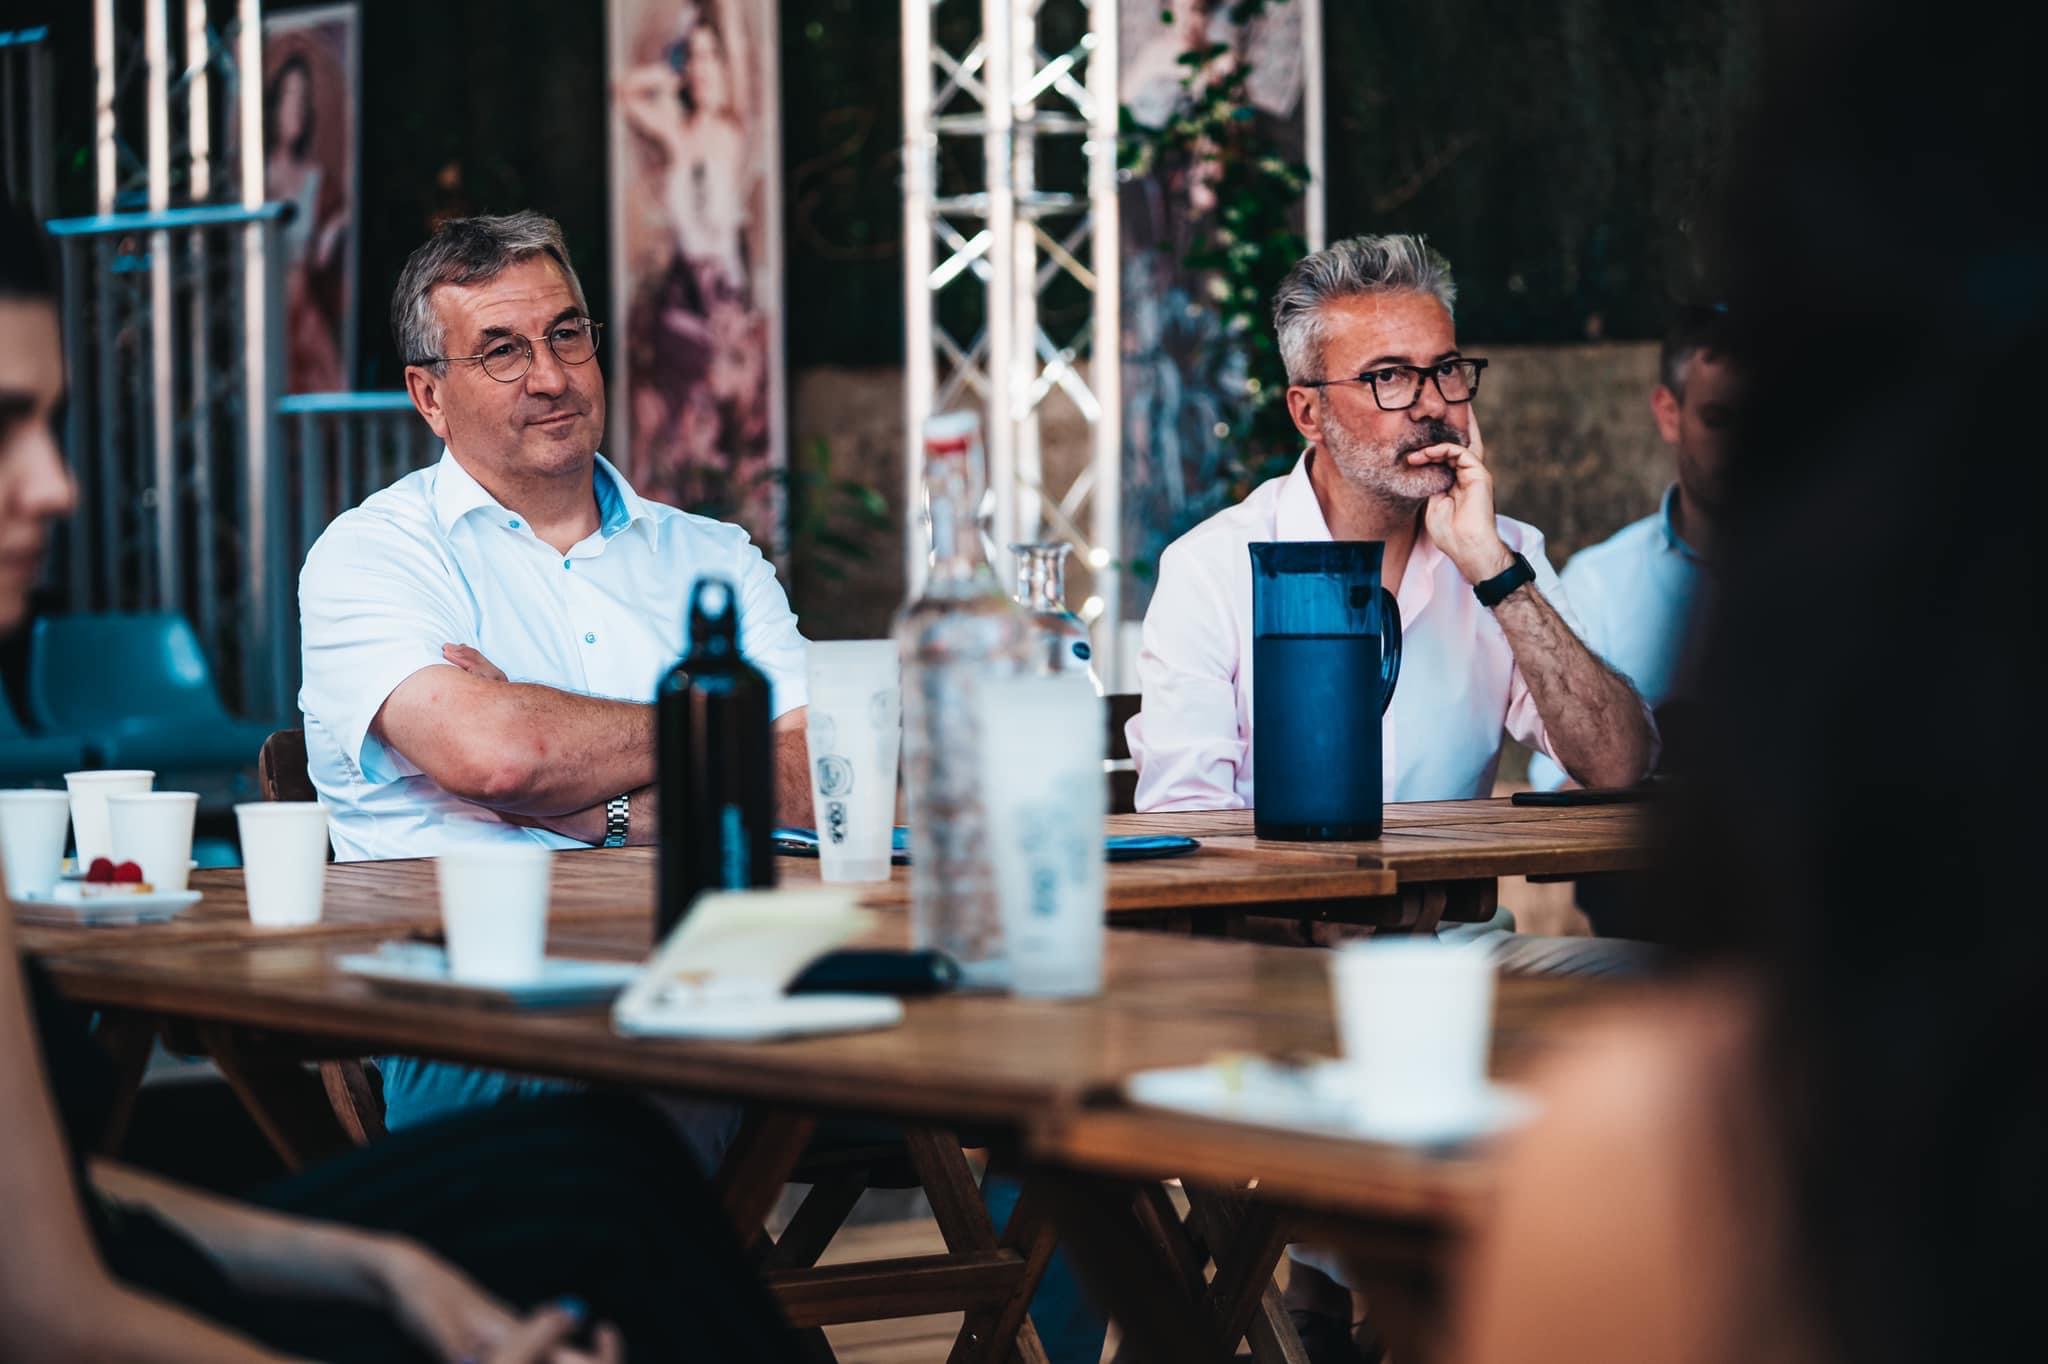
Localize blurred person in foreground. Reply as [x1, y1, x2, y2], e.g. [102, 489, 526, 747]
[1453, 4, 2044, 1361]
[0, 201, 797, 1363]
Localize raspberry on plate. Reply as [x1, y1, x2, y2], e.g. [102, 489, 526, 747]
[112, 861, 145, 884]
[86, 857, 117, 883]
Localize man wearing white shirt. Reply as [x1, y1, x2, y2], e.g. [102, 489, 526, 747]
[299, 211, 810, 865]
[1130, 233, 1653, 813]
[298, 211, 808, 1132]
[1127, 235, 1658, 1362]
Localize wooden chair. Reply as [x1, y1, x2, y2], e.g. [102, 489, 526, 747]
[257, 728, 317, 802]
[1106, 692, 1140, 815]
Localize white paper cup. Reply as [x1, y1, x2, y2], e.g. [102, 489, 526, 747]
[0, 790, 75, 898]
[977, 673, 1107, 997]
[105, 791, 199, 893]
[64, 769, 155, 866]
[1330, 938, 1497, 1138]
[235, 802, 330, 926]
[805, 640, 902, 883]
[437, 845, 553, 983]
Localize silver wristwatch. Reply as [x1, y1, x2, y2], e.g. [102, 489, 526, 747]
[602, 793, 630, 848]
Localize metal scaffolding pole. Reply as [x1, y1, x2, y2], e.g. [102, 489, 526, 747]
[901, 0, 1125, 684]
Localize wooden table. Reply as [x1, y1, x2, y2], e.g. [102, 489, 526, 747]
[13, 801, 1643, 1361]
[1111, 798, 1652, 934]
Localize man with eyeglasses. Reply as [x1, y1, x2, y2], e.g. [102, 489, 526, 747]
[298, 211, 809, 1131]
[1129, 233, 1653, 815]
[1126, 235, 1659, 1363]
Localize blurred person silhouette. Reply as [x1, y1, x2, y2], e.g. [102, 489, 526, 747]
[1453, 3, 2046, 1360]
[0, 199, 798, 1363]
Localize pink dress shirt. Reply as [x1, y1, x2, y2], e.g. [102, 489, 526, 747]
[1128, 451, 1580, 811]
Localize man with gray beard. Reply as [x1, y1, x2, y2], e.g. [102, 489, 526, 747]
[1124, 233, 1657, 1363]
[1128, 233, 1653, 811]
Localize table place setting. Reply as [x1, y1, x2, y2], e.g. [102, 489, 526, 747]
[1121, 937, 1538, 1148]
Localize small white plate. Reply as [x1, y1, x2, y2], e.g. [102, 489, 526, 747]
[338, 942, 641, 1009]
[11, 887, 202, 925]
[1124, 1057, 1537, 1148]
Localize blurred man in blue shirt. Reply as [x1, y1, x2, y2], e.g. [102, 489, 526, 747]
[1531, 304, 1735, 791]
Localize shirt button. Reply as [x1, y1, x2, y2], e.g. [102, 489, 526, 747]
[584, 632, 596, 644]
[508, 518, 520, 529]
[562, 559, 572, 570]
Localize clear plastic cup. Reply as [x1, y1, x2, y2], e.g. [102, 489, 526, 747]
[234, 802, 330, 926]
[804, 640, 902, 883]
[64, 769, 155, 866]
[437, 845, 553, 983]
[976, 673, 1107, 997]
[106, 791, 199, 892]
[0, 790, 75, 898]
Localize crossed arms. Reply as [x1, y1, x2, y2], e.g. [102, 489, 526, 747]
[370, 651, 813, 843]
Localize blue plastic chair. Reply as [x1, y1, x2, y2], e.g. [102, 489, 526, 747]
[27, 613, 275, 777]
[0, 683, 89, 783]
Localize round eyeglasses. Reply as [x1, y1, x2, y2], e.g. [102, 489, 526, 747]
[415, 319, 604, 383]
[1298, 357, 1488, 411]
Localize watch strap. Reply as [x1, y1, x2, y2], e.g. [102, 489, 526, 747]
[602, 793, 630, 848]
[1473, 550, 1536, 609]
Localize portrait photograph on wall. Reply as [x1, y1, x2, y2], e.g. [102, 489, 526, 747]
[608, 0, 786, 545]
[262, 2, 361, 395]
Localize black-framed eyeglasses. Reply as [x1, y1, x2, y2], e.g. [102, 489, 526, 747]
[415, 318, 604, 383]
[1298, 357, 1488, 411]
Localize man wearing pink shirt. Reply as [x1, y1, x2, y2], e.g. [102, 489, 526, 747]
[1130, 233, 1658, 1364]
[1130, 234, 1655, 812]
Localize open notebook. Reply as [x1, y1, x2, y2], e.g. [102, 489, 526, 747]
[612, 887, 905, 1041]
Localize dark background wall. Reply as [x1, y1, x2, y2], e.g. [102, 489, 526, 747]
[19, 0, 1757, 368]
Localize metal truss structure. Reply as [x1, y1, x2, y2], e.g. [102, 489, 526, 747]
[902, 0, 1122, 679]
[54, 1, 294, 718]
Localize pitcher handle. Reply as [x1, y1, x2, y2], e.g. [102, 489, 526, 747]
[1379, 586, 1403, 714]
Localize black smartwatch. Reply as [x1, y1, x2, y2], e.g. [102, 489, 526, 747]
[1473, 550, 1536, 608]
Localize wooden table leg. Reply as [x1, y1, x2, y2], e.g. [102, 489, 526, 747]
[716, 1108, 820, 1249]
[1032, 1170, 1235, 1364]
[93, 1010, 159, 1156]
[193, 1024, 359, 1172]
[1182, 1185, 1300, 1363]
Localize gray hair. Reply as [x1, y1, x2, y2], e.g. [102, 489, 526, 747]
[1272, 234, 1457, 384]
[391, 211, 589, 370]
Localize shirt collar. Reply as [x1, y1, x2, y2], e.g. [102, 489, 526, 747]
[1280, 448, 1446, 623]
[1275, 450, 1333, 541]
[1659, 484, 1706, 564]
[429, 447, 654, 542]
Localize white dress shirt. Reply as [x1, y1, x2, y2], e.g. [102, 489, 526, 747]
[299, 449, 808, 861]
[1128, 450, 1578, 810]
[1528, 485, 1705, 789]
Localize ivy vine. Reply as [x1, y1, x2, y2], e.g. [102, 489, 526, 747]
[1119, 0, 1313, 502]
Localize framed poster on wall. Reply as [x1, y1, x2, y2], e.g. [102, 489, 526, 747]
[261, 2, 361, 395]
[607, 0, 786, 548]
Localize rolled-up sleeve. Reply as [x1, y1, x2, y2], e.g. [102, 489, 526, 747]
[1501, 530, 1581, 767]
[299, 517, 470, 786]
[726, 529, 809, 720]
[1503, 529, 1658, 779]
[1128, 539, 1248, 811]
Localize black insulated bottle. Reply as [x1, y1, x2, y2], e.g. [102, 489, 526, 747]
[657, 576, 775, 937]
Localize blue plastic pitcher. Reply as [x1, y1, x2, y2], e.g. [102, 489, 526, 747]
[1249, 542, 1404, 840]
